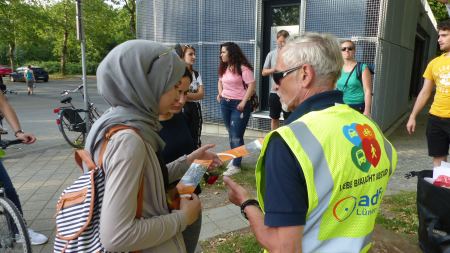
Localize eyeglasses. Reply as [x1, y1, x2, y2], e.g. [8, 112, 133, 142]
[272, 65, 303, 85]
[184, 44, 194, 49]
[341, 47, 354, 52]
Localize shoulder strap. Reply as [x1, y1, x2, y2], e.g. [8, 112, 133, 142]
[193, 70, 199, 79]
[342, 64, 357, 90]
[356, 62, 362, 82]
[238, 65, 249, 90]
[74, 125, 144, 218]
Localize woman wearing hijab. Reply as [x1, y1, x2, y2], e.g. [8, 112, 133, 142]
[85, 40, 220, 252]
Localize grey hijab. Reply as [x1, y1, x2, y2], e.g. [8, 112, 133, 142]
[85, 40, 186, 156]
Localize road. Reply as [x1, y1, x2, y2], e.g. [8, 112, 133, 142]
[2, 77, 108, 157]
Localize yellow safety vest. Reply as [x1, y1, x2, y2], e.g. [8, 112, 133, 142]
[256, 104, 397, 253]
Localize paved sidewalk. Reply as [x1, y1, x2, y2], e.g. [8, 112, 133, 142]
[3, 109, 429, 252]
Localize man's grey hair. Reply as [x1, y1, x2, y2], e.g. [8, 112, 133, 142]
[281, 33, 343, 84]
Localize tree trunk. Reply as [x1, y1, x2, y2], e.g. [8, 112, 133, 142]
[60, 1, 69, 76]
[129, 12, 135, 37]
[124, 0, 136, 37]
[8, 42, 15, 70]
[60, 30, 68, 75]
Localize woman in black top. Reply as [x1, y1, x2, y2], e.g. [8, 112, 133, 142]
[159, 68, 220, 253]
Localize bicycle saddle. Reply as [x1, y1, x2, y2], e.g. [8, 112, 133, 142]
[60, 96, 72, 104]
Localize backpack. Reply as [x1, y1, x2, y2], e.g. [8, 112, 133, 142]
[239, 65, 259, 112]
[54, 125, 144, 253]
[25, 70, 33, 81]
[355, 62, 375, 83]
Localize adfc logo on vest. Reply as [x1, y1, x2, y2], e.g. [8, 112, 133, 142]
[332, 187, 383, 222]
[342, 123, 381, 172]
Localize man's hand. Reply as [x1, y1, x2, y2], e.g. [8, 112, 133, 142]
[187, 144, 223, 169]
[179, 194, 201, 225]
[406, 117, 416, 135]
[223, 176, 250, 206]
[16, 132, 36, 144]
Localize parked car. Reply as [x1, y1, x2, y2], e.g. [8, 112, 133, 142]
[0, 65, 12, 77]
[10, 66, 49, 82]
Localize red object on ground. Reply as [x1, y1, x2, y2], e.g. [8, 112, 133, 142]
[0, 65, 12, 77]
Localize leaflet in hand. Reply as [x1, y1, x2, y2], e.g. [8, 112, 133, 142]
[216, 139, 263, 162]
[168, 138, 264, 210]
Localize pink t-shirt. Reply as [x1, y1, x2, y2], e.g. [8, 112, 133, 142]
[219, 66, 255, 100]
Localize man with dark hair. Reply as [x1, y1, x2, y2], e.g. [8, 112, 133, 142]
[407, 18, 450, 168]
[262, 29, 290, 130]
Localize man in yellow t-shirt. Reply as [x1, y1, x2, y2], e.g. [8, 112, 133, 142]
[407, 19, 450, 168]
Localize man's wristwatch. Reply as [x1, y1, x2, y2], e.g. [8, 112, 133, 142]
[240, 199, 260, 220]
[14, 129, 24, 137]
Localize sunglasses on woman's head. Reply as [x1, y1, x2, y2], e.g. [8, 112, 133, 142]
[272, 65, 303, 85]
[341, 47, 354, 52]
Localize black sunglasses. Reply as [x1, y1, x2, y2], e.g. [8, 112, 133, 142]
[341, 47, 354, 52]
[272, 65, 303, 85]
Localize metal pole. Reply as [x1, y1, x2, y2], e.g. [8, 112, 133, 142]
[76, 0, 90, 133]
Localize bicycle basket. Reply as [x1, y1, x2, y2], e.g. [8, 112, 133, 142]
[62, 109, 86, 132]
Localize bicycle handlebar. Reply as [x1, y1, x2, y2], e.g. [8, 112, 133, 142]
[0, 139, 22, 149]
[61, 84, 84, 96]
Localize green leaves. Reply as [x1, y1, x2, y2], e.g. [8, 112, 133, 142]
[428, 0, 449, 22]
[0, 0, 135, 74]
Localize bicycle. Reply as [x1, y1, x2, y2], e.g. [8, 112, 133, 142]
[53, 84, 101, 149]
[0, 139, 32, 252]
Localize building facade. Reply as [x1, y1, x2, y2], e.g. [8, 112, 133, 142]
[136, 0, 438, 131]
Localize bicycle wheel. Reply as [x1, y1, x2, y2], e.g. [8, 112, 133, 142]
[90, 107, 101, 121]
[0, 197, 32, 252]
[58, 110, 85, 149]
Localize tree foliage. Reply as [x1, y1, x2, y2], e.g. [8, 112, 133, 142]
[428, 0, 449, 22]
[0, 0, 135, 74]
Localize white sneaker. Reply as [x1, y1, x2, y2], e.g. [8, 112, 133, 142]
[27, 228, 48, 245]
[223, 165, 241, 176]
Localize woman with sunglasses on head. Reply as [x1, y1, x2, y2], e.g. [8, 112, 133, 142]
[181, 45, 204, 148]
[217, 42, 256, 176]
[336, 40, 373, 117]
[86, 40, 220, 253]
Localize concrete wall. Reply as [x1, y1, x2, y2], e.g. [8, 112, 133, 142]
[373, 0, 437, 130]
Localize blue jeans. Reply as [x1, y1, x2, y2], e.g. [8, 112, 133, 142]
[220, 98, 251, 167]
[0, 160, 23, 215]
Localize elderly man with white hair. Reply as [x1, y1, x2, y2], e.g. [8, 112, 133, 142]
[224, 33, 397, 253]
